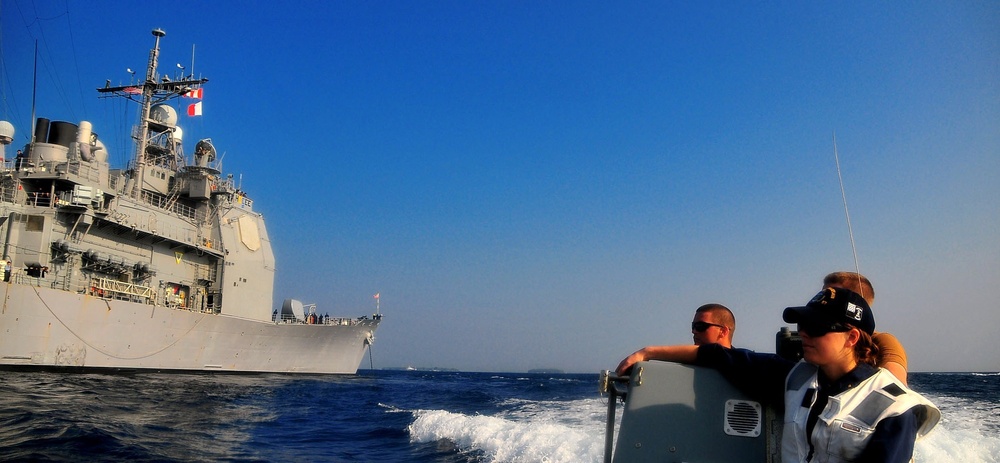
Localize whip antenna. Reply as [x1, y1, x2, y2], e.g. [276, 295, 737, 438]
[833, 133, 862, 279]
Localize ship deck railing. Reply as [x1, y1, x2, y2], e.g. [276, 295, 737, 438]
[5, 159, 104, 186]
[0, 160, 204, 222]
[140, 190, 201, 221]
[9, 271, 222, 316]
[90, 277, 156, 304]
[275, 314, 368, 326]
[10, 271, 56, 288]
[5, 271, 372, 327]
[0, 176, 21, 204]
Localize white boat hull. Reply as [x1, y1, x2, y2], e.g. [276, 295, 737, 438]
[0, 283, 378, 374]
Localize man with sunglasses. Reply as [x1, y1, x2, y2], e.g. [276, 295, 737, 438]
[691, 303, 736, 348]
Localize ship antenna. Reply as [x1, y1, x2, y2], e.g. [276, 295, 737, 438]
[833, 132, 865, 296]
[31, 41, 38, 142]
[130, 28, 166, 199]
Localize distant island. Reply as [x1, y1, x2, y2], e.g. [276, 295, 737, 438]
[527, 369, 565, 374]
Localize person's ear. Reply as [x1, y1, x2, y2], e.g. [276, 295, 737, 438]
[845, 328, 861, 348]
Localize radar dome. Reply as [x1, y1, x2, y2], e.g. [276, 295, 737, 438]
[195, 139, 216, 160]
[149, 105, 178, 127]
[281, 299, 306, 321]
[171, 126, 184, 143]
[94, 139, 109, 163]
[0, 120, 13, 144]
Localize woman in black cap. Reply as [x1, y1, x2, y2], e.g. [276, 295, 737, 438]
[616, 287, 939, 462]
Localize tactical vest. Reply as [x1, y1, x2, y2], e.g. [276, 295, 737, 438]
[781, 361, 940, 462]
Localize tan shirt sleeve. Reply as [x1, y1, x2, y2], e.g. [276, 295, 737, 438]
[873, 331, 908, 370]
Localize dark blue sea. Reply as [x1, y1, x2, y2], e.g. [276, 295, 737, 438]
[0, 370, 996, 462]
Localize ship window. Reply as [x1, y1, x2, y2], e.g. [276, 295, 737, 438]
[26, 215, 45, 232]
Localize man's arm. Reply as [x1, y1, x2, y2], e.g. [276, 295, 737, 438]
[616, 345, 699, 376]
[873, 332, 909, 385]
[883, 361, 908, 385]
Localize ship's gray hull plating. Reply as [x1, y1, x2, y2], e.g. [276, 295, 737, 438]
[1, 283, 377, 374]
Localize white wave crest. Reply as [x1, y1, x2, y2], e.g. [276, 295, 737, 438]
[409, 409, 604, 463]
[914, 393, 1000, 463]
[916, 425, 1000, 463]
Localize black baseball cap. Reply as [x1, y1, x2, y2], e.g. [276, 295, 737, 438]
[783, 287, 875, 335]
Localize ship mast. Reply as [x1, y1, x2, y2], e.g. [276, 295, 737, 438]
[131, 28, 166, 199]
[96, 28, 208, 200]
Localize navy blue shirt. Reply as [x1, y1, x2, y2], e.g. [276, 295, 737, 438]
[695, 344, 920, 462]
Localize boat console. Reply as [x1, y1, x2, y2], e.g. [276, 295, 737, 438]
[600, 328, 802, 462]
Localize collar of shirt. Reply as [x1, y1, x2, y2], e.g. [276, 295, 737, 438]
[817, 363, 878, 396]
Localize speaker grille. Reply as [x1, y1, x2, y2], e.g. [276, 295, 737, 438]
[724, 399, 762, 437]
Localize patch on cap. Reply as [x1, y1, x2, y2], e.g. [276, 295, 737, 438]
[845, 302, 865, 322]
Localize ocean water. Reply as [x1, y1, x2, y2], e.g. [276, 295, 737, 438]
[0, 370, 996, 462]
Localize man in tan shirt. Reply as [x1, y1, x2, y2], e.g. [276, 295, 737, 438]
[823, 271, 909, 384]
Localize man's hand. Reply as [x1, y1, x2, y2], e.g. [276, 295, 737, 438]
[616, 349, 648, 376]
[615, 345, 699, 376]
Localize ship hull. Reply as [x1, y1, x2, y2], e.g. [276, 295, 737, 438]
[0, 284, 378, 374]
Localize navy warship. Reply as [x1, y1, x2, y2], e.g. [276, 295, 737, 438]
[0, 29, 381, 374]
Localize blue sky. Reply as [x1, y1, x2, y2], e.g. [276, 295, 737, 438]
[2, 1, 998, 373]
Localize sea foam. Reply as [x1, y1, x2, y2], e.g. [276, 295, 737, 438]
[410, 395, 1000, 463]
[914, 391, 1000, 462]
[409, 406, 605, 463]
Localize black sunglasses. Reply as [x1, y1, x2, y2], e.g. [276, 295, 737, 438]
[692, 321, 726, 332]
[797, 321, 852, 337]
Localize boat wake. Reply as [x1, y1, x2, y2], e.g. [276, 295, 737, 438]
[409, 407, 604, 463]
[408, 393, 999, 463]
[914, 392, 1000, 462]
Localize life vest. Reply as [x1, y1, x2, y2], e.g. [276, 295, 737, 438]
[781, 361, 940, 462]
